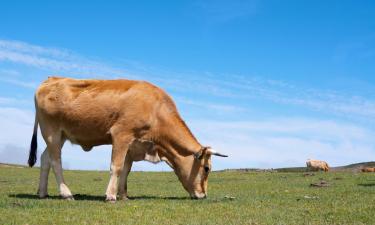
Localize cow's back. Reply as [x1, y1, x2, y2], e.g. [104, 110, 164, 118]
[35, 77, 168, 149]
[36, 77, 138, 110]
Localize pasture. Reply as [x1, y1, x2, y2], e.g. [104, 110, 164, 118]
[0, 166, 374, 225]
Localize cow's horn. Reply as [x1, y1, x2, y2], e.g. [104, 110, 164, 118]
[207, 149, 228, 157]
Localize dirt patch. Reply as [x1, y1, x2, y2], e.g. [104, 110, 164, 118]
[310, 180, 330, 187]
[303, 173, 315, 177]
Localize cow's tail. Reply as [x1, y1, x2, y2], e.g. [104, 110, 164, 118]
[28, 100, 38, 167]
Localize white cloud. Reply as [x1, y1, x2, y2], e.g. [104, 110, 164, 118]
[0, 97, 16, 104]
[200, 117, 372, 143]
[190, 118, 375, 168]
[0, 107, 34, 145]
[0, 39, 132, 78]
[0, 144, 29, 166]
[0, 77, 38, 89]
[0, 105, 374, 170]
[176, 97, 246, 113]
[0, 39, 71, 58]
[2, 38, 375, 122]
[188, 76, 375, 121]
[0, 69, 21, 76]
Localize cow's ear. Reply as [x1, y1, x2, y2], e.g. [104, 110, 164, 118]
[193, 151, 202, 159]
[194, 147, 209, 160]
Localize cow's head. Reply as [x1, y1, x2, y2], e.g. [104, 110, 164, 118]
[170, 146, 228, 199]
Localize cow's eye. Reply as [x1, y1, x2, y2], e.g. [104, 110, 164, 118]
[204, 166, 210, 173]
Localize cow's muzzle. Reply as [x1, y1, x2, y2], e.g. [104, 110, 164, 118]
[190, 192, 207, 199]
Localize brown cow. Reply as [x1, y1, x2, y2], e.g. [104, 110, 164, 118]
[28, 77, 228, 202]
[306, 159, 329, 172]
[361, 167, 375, 172]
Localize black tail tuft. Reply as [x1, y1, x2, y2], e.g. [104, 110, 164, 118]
[28, 133, 37, 167]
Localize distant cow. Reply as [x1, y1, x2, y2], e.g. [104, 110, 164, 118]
[306, 159, 329, 172]
[28, 77, 228, 202]
[361, 167, 375, 172]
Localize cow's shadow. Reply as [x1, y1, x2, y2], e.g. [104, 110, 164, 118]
[129, 195, 190, 200]
[9, 193, 190, 201]
[358, 183, 375, 187]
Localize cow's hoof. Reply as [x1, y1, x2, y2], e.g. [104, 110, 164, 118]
[37, 188, 48, 199]
[106, 199, 116, 203]
[120, 197, 129, 201]
[38, 194, 49, 199]
[118, 194, 129, 201]
[62, 195, 75, 200]
[106, 195, 117, 203]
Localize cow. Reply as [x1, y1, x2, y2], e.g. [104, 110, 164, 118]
[28, 77, 228, 202]
[306, 159, 329, 172]
[361, 167, 375, 172]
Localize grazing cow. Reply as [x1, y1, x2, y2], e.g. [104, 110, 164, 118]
[361, 167, 375, 172]
[306, 159, 329, 172]
[28, 77, 228, 202]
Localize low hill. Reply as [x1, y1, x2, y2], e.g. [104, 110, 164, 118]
[276, 161, 375, 172]
[330, 161, 375, 172]
[0, 163, 26, 168]
[219, 161, 375, 173]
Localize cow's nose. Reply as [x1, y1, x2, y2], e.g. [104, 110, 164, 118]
[191, 192, 206, 199]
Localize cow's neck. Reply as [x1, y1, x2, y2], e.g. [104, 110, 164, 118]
[159, 142, 196, 192]
[161, 115, 202, 157]
[150, 113, 202, 185]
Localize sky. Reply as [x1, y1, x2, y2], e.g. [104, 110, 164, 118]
[0, 0, 374, 171]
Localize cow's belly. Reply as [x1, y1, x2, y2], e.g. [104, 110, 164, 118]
[62, 127, 112, 151]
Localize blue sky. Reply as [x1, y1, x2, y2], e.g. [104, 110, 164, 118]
[0, 0, 374, 170]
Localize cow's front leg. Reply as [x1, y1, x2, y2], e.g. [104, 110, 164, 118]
[106, 134, 132, 202]
[118, 155, 133, 200]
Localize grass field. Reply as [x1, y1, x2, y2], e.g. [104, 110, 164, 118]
[0, 166, 374, 225]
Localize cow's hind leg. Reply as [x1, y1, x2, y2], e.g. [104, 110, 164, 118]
[37, 148, 51, 198]
[105, 134, 133, 202]
[46, 134, 73, 200]
[118, 155, 133, 200]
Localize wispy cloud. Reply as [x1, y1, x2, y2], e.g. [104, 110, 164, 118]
[0, 69, 20, 76]
[0, 77, 38, 89]
[0, 39, 131, 78]
[169, 74, 375, 121]
[0, 96, 31, 106]
[2, 38, 374, 123]
[0, 39, 72, 58]
[176, 97, 246, 113]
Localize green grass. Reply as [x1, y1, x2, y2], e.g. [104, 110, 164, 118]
[0, 167, 374, 225]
